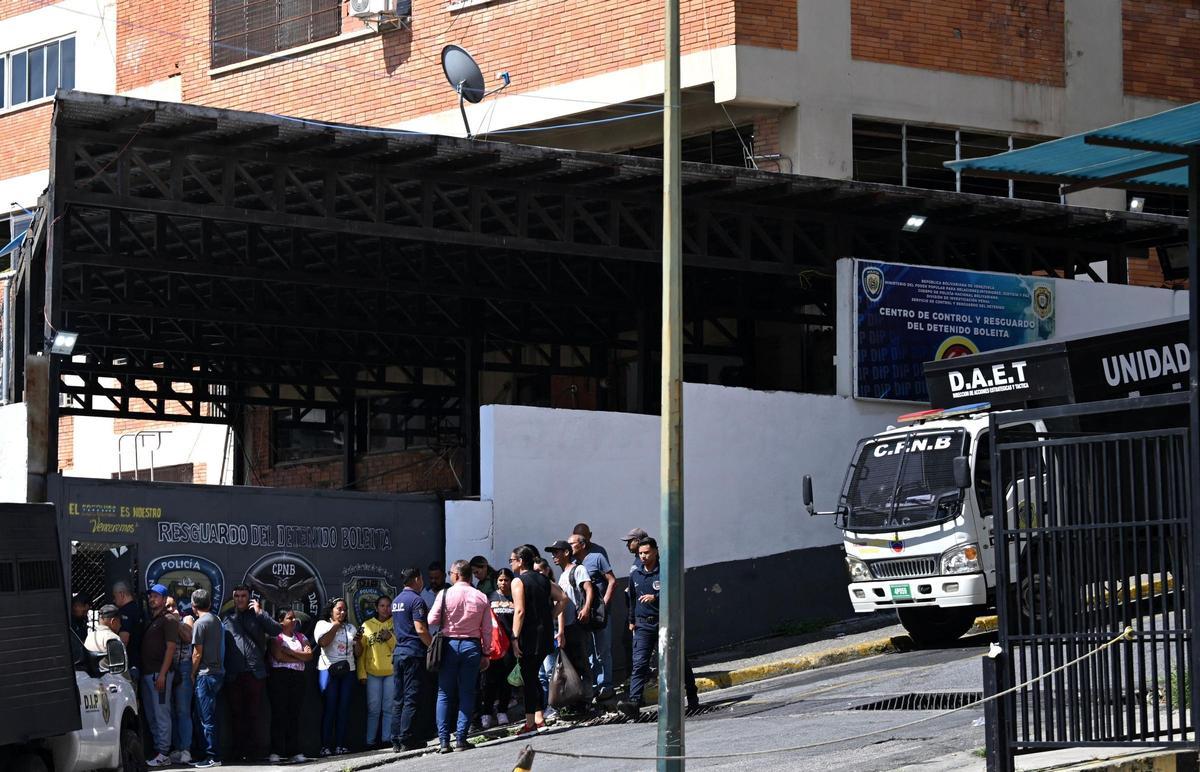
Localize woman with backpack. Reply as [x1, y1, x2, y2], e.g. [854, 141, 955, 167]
[314, 598, 361, 756]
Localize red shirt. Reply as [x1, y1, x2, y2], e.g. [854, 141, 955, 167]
[427, 582, 492, 650]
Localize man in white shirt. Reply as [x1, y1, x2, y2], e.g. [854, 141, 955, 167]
[545, 540, 595, 710]
[85, 603, 122, 655]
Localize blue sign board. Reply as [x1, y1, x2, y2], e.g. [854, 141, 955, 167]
[855, 260, 1055, 402]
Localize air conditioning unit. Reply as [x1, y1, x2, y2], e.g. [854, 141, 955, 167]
[350, 0, 407, 20]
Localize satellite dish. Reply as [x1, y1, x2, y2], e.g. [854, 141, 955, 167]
[441, 45, 486, 104]
[440, 44, 511, 138]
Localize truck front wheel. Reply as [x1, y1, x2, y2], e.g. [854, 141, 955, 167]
[117, 722, 145, 772]
[897, 606, 978, 647]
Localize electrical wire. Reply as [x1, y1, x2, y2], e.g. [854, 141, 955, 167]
[532, 626, 1137, 762]
[696, 0, 756, 169]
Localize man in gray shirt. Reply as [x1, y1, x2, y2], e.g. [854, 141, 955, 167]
[190, 590, 223, 769]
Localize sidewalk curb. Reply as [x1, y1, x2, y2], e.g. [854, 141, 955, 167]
[650, 614, 999, 700]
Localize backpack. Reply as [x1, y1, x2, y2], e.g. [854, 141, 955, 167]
[569, 565, 608, 631]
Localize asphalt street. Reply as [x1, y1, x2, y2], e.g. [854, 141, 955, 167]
[369, 630, 997, 772]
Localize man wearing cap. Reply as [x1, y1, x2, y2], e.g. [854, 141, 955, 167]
[70, 593, 90, 641]
[142, 583, 180, 767]
[546, 540, 595, 711]
[85, 604, 122, 657]
[620, 528, 650, 685]
[568, 531, 617, 700]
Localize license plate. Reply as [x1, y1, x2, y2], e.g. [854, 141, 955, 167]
[890, 584, 911, 599]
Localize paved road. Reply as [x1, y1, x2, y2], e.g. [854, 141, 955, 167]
[365, 630, 997, 772]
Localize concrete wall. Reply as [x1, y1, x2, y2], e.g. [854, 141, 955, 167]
[0, 402, 28, 503]
[451, 383, 898, 569]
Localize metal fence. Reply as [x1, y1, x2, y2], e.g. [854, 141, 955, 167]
[986, 393, 1196, 770]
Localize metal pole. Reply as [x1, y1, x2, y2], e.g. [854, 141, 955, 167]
[658, 0, 684, 762]
[1186, 150, 1200, 737]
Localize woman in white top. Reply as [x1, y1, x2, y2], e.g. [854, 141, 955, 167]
[267, 610, 313, 763]
[314, 599, 361, 757]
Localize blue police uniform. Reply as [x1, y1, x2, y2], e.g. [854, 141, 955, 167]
[390, 586, 429, 748]
[625, 560, 698, 709]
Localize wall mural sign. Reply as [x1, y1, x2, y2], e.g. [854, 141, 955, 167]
[854, 259, 1055, 403]
[53, 477, 443, 631]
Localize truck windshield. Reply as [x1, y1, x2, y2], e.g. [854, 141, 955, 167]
[840, 428, 967, 532]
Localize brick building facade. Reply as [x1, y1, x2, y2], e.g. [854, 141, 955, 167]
[0, 0, 1195, 492]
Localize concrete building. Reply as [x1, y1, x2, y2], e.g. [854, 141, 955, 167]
[0, 0, 1195, 489]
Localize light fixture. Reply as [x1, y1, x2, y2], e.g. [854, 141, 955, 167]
[902, 214, 927, 232]
[1129, 196, 1146, 213]
[49, 330, 78, 355]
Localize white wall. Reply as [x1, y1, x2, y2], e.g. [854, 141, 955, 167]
[66, 417, 233, 485]
[446, 384, 899, 571]
[0, 402, 29, 502]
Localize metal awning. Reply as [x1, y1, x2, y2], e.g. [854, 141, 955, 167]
[947, 101, 1200, 193]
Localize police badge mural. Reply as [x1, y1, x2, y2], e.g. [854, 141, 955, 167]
[343, 563, 398, 626]
[145, 554, 225, 613]
[242, 552, 325, 624]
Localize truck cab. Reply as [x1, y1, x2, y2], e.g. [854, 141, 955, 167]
[808, 404, 1043, 645]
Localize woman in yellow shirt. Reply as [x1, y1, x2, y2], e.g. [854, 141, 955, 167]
[357, 596, 397, 748]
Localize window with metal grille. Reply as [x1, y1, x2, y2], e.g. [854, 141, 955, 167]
[18, 559, 61, 591]
[211, 0, 341, 68]
[2, 36, 75, 112]
[852, 118, 1060, 204]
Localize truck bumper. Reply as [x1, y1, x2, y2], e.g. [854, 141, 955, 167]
[847, 573, 987, 613]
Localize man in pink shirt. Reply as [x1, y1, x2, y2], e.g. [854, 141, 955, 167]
[426, 559, 492, 753]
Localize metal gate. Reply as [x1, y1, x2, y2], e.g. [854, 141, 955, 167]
[986, 393, 1197, 770]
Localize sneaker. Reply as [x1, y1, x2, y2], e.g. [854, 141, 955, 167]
[319, 748, 332, 757]
[335, 747, 349, 755]
[543, 706, 559, 722]
[596, 686, 616, 701]
[496, 711, 509, 725]
[192, 761, 222, 769]
[454, 739, 472, 752]
[171, 750, 193, 765]
[480, 714, 493, 729]
[439, 741, 452, 754]
[391, 739, 403, 753]
[147, 753, 172, 768]
[617, 700, 640, 718]
[267, 754, 282, 763]
[290, 754, 308, 763]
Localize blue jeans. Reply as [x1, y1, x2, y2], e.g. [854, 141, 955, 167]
[538, 651, 556, 707]
[436, 639, 481, 744]
[194, 674, 224, 762]
[319, 668, 354, 749]
[140, 671, 174, 755]
[365, 673, 396, 745]
[588, 620, 613, 689]
[173, 657, 194, 754]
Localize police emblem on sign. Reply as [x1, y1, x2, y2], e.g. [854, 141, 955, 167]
[146, 554, 226, 614]
[343, 564, 397, 626]
[1032, 284, 1053, 320]
[243, 552, 325, 625]
[862, 266, 885, 302]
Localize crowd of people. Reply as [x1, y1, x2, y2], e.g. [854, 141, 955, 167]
[71, 521, 698, 766]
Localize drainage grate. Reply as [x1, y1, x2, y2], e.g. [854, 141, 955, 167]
[851, 692, 983, 711]
[581, 702, 728, 726]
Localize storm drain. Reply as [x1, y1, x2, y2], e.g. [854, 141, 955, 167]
[582, 702, 728, 726]
[851, 692, 983, 711]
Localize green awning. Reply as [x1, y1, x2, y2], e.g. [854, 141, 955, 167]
[946, 102, 1200, 192]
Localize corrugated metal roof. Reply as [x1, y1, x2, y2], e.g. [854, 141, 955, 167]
[947, 102, 1200, 191]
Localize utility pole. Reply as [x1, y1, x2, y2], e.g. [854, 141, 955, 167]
[658, 0, 685, 760]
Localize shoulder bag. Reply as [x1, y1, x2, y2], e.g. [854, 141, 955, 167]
[569, 566, 607, 631]
[425, 588, 449, 673]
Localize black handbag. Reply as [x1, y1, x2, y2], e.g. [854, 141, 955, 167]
[425, 589, 449, 673]
[328, 659, 351, 676]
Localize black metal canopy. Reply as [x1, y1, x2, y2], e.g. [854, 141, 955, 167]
[7, 91, 1188, 491]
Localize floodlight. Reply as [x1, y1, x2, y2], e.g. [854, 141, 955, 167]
[440, 44, 511, 138]
[49, 330, 78, 355]
[1129, 196, 1146, 213]
[902, 214, 927, 232]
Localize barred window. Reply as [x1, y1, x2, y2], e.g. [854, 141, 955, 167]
[211, 0, 341, 68]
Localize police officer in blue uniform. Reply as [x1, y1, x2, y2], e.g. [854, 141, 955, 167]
[618, 536, 699, 717]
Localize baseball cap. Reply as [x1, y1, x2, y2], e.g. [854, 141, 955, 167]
[98, 604, 120, 619]
[544, 539, 571, 553]
[623, 527, 649, 542]
[148, 583, 169, 596]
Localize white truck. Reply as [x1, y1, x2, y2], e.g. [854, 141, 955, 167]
[804, 318, 1189, 646]
[0, 503, 141, 772]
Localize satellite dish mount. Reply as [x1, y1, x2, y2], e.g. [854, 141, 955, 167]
[441, 45, 511, 138]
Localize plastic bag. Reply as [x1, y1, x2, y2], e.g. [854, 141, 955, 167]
[486, 610, 511, 660]
[507, 661, 524, 688]
[548, 648, 585, 708]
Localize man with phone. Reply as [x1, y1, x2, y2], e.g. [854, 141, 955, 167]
[223, 585, 283, 763]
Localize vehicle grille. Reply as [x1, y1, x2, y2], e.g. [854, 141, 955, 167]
[869, 557, 938, 580]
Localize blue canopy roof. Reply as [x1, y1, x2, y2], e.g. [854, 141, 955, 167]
[946, 101, 1200, 192]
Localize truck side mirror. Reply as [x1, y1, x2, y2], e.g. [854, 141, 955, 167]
[802, 475, 815, 514]
[953, 456, 971, 489]
[103, 638, 128, 675]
